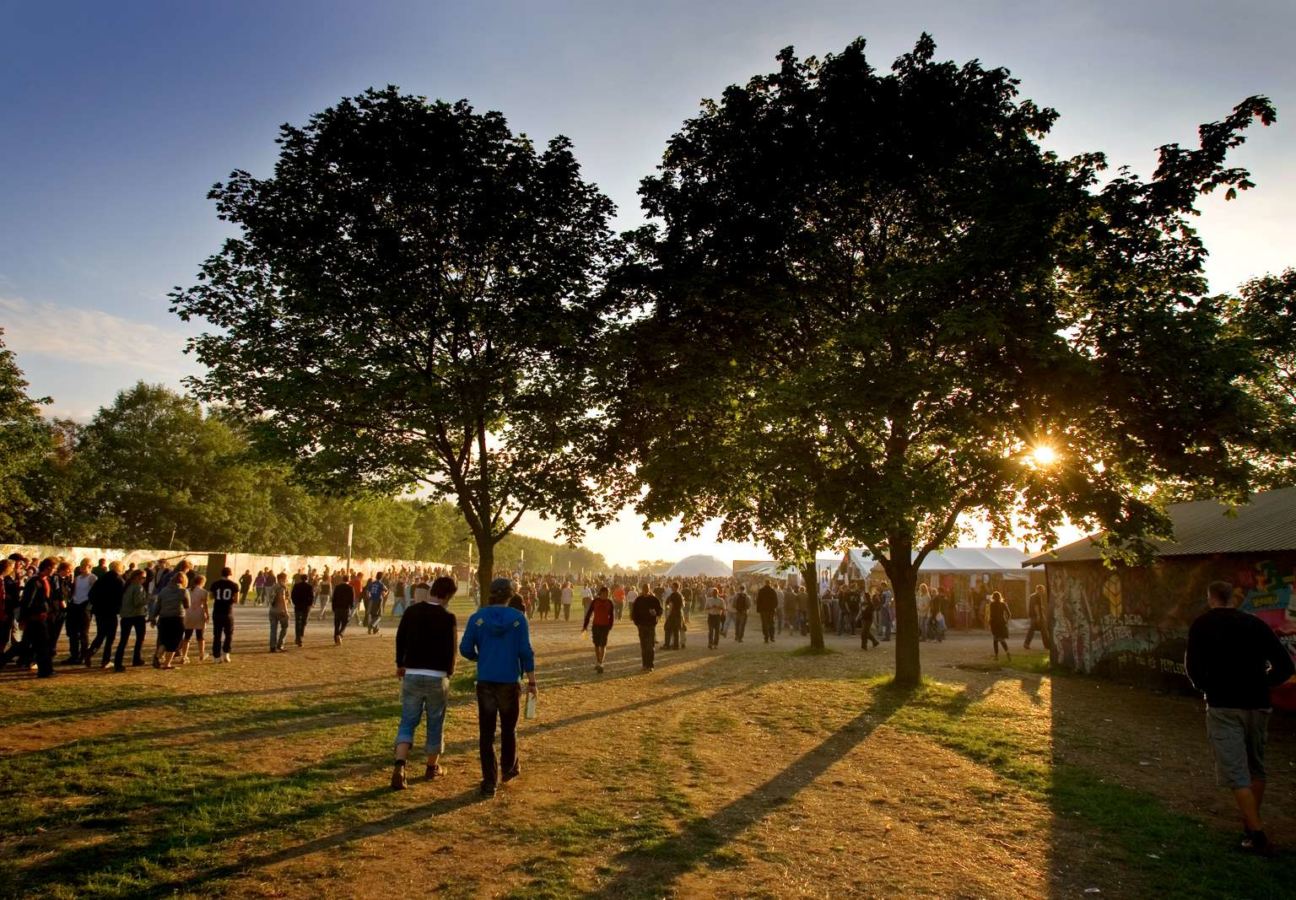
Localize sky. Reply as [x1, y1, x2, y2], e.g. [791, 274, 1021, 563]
[2, 0, 1293, 566]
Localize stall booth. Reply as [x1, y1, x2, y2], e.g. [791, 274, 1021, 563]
[838, 546, 1040, 627]
[1024, 486, 1296, 710]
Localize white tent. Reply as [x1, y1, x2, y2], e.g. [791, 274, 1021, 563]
[840, 547, 1029, 578]
[664, 555, 733, 578]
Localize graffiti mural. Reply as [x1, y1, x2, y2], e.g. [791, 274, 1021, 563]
[1046, 552, 1296, 710]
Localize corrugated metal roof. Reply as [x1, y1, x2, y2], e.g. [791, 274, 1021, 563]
[1024, 485, 1296, 565]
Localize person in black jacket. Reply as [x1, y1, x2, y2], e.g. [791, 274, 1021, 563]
[1185, 580, 1296, 854]
[755, 581, 779, 643]
[630, 584, 663, 672]
[331, 575, 355, 645]
[19, 558, 57, 678]
[86, 561, 125, 668]
[661, 583, 684, 650]
[391, 577, 459, 790]
[290, 573, 315, 646]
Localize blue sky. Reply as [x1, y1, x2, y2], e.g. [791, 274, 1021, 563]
[1, 0, 1292, 564]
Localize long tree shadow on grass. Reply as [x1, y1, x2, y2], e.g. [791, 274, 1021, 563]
[138, 788, 483, 898]
[582, 680, 918, 899]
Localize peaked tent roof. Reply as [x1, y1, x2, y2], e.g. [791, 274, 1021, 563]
[665, 555, 733, 577]
[1024, 485, 1296, 566]
[842, 547, 1028, 575]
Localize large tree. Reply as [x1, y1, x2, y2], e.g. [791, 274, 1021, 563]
[0, 328, 52, 539]
[611, 36, 1277, 682]
[172, 88, 618, 597]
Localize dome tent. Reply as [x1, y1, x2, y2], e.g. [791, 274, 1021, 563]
[664, 555, 732, 578]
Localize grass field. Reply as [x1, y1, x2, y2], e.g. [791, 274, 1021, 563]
[0, 604, 1292, 899]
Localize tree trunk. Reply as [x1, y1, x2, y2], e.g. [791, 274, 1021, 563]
[475, 537, 494, 608]
[802, 563, 825, 650]
[886, 538, 921, 686]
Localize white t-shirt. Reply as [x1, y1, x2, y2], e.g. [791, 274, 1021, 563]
[561, 587, 573, 605]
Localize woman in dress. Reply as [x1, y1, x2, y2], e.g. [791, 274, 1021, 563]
[180, 573, 209, 663]
[152, 572, 190, 669]
[989, 590, 1011, 661]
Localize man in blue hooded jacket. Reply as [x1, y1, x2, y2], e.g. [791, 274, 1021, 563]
[460, 577, 537, 798]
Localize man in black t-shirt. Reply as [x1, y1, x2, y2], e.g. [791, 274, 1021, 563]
[331, 577, 356, 644]
[391, 577, 459, 790]
[1186, 580, 1296, 855]
[208, 567, 240, 662]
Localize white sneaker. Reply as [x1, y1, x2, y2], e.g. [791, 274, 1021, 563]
[224, 653, 232, 662]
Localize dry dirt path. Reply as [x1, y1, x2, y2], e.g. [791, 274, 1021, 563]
[0, 603, 1291, 899]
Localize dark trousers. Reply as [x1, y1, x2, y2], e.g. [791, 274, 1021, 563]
[211, 614, 233, 657]
[707, 614, 723, 647]
[861, 621, 879, 649]
[476, 681, 521, 788]
[637, 623, 656, 669]
[65, 605, 90, 661]
[115, 617, 146, 666]
[333, 609, 349, 639]
[88, 612, 118, 664]
[1024, 622, 1048, 650]
[26, 619, 54, 677]
[760, 611, 775, 642]
[733, 611, 748, 642]
[294, 608, 310, 643]
[663, 616, 682, 649]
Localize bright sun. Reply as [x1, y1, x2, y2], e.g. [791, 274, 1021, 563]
[1031, 444, 1059, 466]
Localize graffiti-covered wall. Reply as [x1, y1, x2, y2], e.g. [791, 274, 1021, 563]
[1046, 553, 1296, 709]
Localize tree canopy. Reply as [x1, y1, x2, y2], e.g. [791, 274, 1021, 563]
[0, 328, 53, 540]
[172, 87, 619, 596]
[608, 35, 1279, 680]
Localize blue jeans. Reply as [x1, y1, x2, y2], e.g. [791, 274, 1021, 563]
[396, 674, 449, 755]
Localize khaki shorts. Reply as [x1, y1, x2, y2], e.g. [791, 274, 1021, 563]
[1206, 707, 1270, 789]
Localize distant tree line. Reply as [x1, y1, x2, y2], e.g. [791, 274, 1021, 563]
[0, 361, 606, 569]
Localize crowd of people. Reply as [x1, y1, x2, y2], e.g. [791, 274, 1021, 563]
[0, 552, 455, 677]
[1, 550, 1048, 680]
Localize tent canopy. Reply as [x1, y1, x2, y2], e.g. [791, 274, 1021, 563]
[841, 547, 1029, 577]
[665, 555, 733, 578]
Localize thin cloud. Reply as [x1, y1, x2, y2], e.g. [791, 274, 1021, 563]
[0, 294, 197, 378]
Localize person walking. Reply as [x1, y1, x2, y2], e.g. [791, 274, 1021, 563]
[64, 561, 96, 665]
[1186, 580, 1295, 855]
[1023, 585, 1049, 650]
[86, 561, 125, 669]
[239, 569, 253, 605]
[152, 572, 189, 670]
[391, 577, 459, 790]
[581, 585, 616, 673]
[315, 573, 332, 620]
[365, 573, 388, 635]
[180, 573, 209, 663]
[858, 594, 880, 650]
[756, 581, 778, 644]
[208, 566, 239, 663]
[560, 580, 573, 622]
[19, 558, 57, 678]
[267, 572, 289, 652]
[459, 577, 537, 799]
[704, 588, 726, 649]
[113, 569, 149, 670]
[291, 573, 315, 646]
[630, 583, 663, 672]
[989, 591, 1011, 661]
[732, 587, 750, 643]
[662, 582, 684, 651]
[331, 575, 355, 644]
